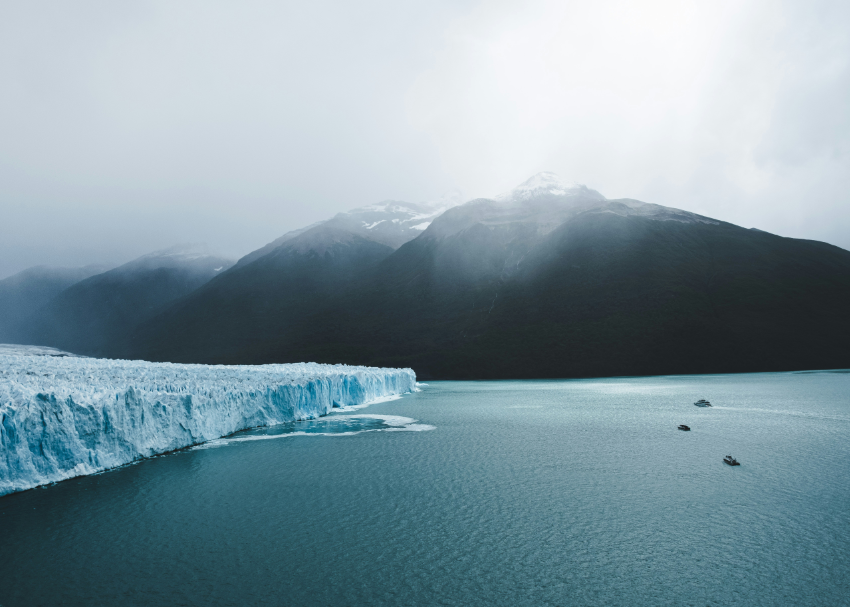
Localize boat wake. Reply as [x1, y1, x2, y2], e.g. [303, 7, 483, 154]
[711, 406, 850, 422]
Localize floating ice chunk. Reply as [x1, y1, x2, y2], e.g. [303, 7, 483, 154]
[192, 413, 434, 448]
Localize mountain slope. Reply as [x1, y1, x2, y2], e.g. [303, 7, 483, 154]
[0, 265, 107, 343]
[18, 245, 234, 357]
[388, 208, 850, 378]
[130, 194, 464, 362]
[133, 226, 395, 363]
[130, 174, 850, 378]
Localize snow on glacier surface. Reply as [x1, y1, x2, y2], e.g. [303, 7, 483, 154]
[0, 353, 416, 497]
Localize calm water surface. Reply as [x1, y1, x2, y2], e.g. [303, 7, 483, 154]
[1, 372, 849, 606]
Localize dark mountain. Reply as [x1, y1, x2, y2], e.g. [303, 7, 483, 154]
[130, 173, 850, 378]
[16, 245, 234, 357]
[130, 225, 396, 362]
[0, 265, 107, 343]
[127, 195, 464, 361]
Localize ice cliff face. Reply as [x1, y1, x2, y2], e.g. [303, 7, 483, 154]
[0, 352, 416, 497]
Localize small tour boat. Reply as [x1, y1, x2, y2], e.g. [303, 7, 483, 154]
[678, 424, 691, 431]
[723, 455, 740, 466]
[694, 399, 712, 407]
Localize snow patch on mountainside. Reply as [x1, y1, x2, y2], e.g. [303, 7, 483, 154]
[347, 190, 465, 237]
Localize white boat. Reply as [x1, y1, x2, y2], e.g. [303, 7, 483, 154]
[694, 399, 712, 407]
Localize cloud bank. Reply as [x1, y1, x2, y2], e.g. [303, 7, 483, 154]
[1, 0, 848, 278]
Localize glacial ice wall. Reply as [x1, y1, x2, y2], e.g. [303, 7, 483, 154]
[0, 352, 416, 497]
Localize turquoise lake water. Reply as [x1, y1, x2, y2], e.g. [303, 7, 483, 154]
[1, 371, 849, 606]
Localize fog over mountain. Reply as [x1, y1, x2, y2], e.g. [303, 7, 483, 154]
[123, 173, 850, 378]
[9, 245, 234, 358]
[0, 265, 108, 343]
[2, 0, 849, 279]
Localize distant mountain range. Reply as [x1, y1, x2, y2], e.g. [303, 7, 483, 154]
[5, 173, 849, 378]
[124, 173, 850, 378]
[0, 198, 461, 361]
[2, 245, 234, 358]
[0, 265, 107, 343]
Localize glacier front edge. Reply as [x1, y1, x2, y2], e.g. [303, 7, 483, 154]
[0, 354, 416, 497]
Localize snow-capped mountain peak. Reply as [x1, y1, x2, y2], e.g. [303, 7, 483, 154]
[237, 191, 468, 266]
[496, 172, 605, 203]
[136, 243, 214, 262]
[120, 244, 234, 273]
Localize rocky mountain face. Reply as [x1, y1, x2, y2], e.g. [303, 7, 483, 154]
[13, 245, 234, 358]
[127, 174, 850, 379]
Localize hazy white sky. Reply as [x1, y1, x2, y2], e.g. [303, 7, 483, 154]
[1, 0, 848, 278]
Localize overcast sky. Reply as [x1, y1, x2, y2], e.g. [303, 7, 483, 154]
[1, 0, 848, 278]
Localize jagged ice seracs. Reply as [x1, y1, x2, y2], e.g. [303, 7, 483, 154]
[0, 351, 416, 496]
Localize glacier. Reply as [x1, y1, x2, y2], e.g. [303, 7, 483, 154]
[0, 350, 416, 497]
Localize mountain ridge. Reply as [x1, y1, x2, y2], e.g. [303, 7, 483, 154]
[11, 245, 235, 358]
[0, 264, 109, 343]
[125, 174, 850, 378]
